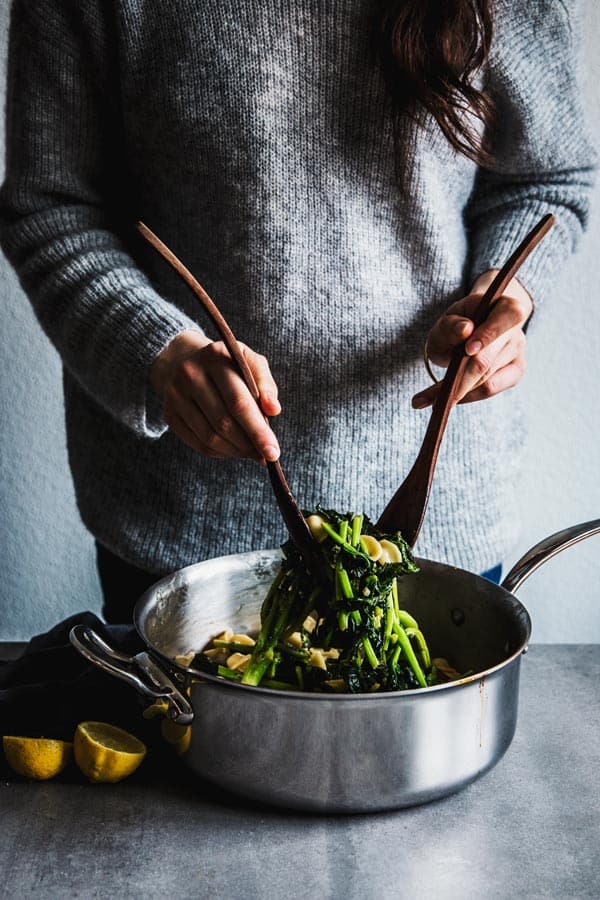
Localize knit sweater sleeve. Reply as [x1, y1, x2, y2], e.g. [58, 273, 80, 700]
[465, 0, 597, 301]
[0, 0, 204, 438]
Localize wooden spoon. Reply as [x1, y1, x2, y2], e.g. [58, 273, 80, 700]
[136, 222, 329, 583]
[376, 213, 555, 545]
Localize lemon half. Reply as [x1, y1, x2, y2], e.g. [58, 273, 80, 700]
[160, 719, 192, 756]
[3, 736, 73, 780]
[74, 721, 146, 783]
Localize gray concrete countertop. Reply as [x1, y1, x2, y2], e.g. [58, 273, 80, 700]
[1, 644, 599, 899]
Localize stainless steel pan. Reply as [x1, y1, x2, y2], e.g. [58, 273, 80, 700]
[71, 520, 600, 813]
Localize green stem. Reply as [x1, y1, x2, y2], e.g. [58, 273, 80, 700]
[391, 578, 400, 617]
[393, 623, 427, 687]
[259, 566, 287, 621]
[217, 665, 242, 682]
[362, 637, 380, 669]
[262, 678, 296, 691]
[405, 627, 431, 669]
[337, 565, 354, 600]
[242, 575, 300, 686]
[383, 595, 394, 651]
[288, 586, 321, 636]
[351, 514, 363, 547]
[240, 658, 272, 686]
[398, 610, 419, 630]
[321, 522, 367, 559]
[390, 644, 402, 667]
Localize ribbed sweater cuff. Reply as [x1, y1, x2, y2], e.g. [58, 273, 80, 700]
[119, 290, 205, 438]
[468, 202, 574, 304]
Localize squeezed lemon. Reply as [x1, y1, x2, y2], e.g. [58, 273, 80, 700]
[3, 736, 72, 780]
[74, 721, 146, 783]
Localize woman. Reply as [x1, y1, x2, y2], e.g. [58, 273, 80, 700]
[0, 0, 595, 622]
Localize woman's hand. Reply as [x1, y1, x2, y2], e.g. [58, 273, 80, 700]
[412, 271, 533, 409]
[150, 330, 281, 462]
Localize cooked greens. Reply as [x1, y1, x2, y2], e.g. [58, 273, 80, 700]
[197, 508, 447, 693]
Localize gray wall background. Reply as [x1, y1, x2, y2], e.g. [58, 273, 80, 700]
[1, 2, 599, 642]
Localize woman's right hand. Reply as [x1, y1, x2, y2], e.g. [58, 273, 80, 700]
[150, 330, 281, 462]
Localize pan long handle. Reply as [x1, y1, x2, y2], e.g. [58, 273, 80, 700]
[501, 519, 600, 595]
[69, 625, 194, 725]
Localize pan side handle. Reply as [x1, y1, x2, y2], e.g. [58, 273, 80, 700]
[502, 519, 600, 595]
[69, 625, 194, 725]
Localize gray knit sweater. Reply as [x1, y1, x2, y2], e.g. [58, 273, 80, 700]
[0, 0, 596, 576]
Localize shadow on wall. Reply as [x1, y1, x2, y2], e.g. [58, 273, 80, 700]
[0, 261, 103, 638]
[0, 2, 95, 638]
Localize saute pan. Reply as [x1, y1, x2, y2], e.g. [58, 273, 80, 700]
[70, 520, 599, 813]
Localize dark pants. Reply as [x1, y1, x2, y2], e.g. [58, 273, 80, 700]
[96, 542, 503, 624]
[96, 543, 162, 624]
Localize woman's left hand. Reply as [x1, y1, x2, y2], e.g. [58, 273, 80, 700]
[412, 270, 534, 408]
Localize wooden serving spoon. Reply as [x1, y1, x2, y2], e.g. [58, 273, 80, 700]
[136, 221, 329, 584]
[376, 213, 556, 545]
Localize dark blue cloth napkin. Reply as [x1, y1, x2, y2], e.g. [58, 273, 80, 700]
[0, 612, 155, 743]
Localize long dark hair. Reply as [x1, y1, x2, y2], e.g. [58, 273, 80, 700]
[376, 0, 495, 166]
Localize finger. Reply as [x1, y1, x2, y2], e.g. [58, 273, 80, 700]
[412, 381, 440, 409]
[412, 328, 525, 408]
[177, 391, 258, 458]
[245, 348, 281, 417]
[166, 393, 237, 458]
[426, 315, 475, 367]
[458, 328, 525, 401]
[464, 295, 531, 357]
[187, 373, 260, 455]
[412, 335, 511, 408]
[167, 400, 263, 461]
[459, 359, 526, 404]
[165, 410, 218, 456]
[173, 359, 259, 455]
[441, 292, 485, 319]
[208, 362, 281, 461]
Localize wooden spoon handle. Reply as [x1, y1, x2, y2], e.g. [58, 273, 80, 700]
[377, 213, 555, 543]
[136, 221, 327, 580]
[137, 222, 258, 396]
